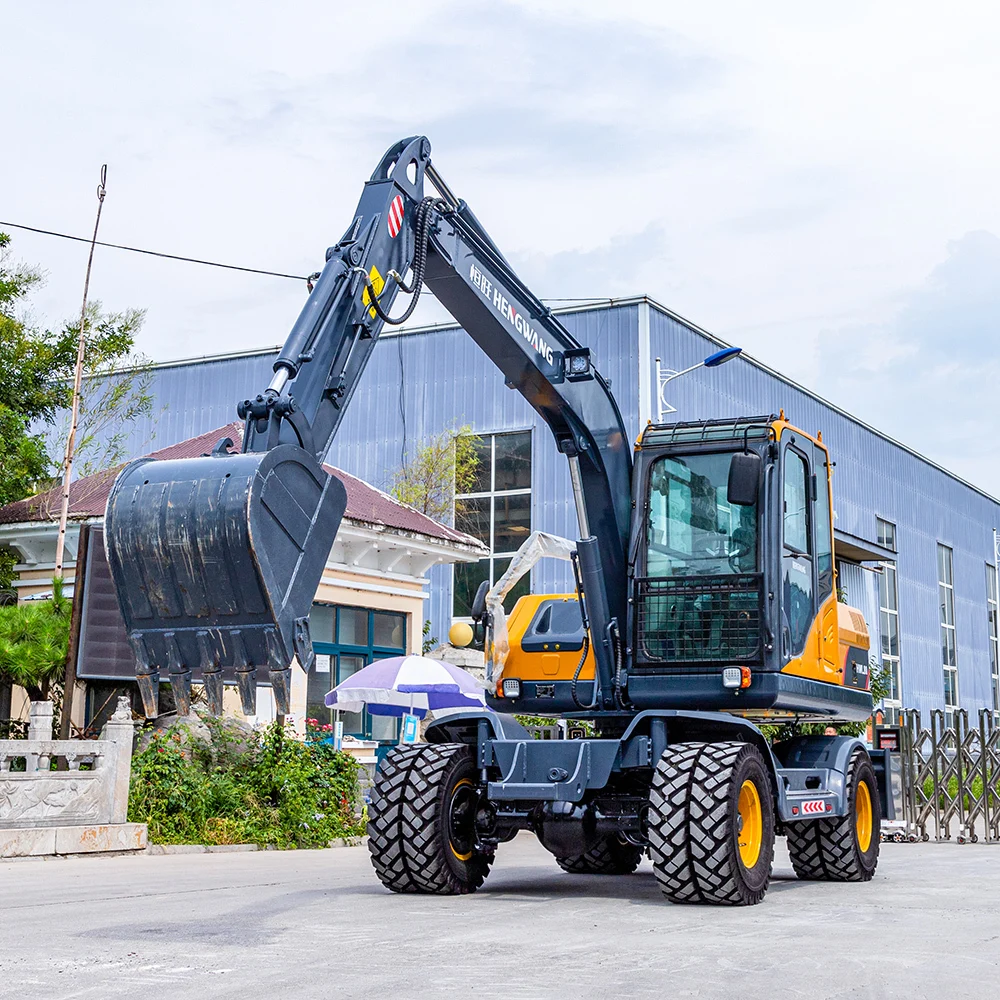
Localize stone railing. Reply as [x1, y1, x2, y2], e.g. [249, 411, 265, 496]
[0, 698, 147, 857]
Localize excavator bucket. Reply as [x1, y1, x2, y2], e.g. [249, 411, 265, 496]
[104, 440, 347, 718]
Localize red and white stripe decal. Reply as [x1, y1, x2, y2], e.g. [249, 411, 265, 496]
[387, 195, 404, 238]
[801, 799, 827, 815]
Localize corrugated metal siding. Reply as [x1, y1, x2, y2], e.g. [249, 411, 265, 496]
[59, 300, 1000, 720]
[649, 306, 1000, 718]
[95, 352, 278, 463]
[326, 304, 640, 633]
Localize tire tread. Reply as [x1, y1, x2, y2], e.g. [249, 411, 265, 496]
[556, 838, 643, 875]
[647, 741, 774, 906]
[367, 743, 494, 895]
[785, 750, 880, 882]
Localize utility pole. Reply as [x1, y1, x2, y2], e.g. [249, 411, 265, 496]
[54, 165, 107, 580]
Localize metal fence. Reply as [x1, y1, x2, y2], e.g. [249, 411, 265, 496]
[889, 708, 1000, 844]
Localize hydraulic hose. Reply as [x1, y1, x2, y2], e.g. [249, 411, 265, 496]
[570, 633, 597, 710]
[359, 197, 445, 326]
[611, 621, 632, 709]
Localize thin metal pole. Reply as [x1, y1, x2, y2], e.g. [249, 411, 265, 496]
[58, 524, 91, 741]
[655, 358, 663, 422]
[54, 166, 107, 579]
[656, 358, 703, 422]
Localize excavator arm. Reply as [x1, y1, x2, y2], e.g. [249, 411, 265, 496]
[105, 136, 631, 718]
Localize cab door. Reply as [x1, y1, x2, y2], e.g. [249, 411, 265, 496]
[781, 445, 816, 662]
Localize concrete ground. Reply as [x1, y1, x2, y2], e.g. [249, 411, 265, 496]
[0, 835, 996, 1000]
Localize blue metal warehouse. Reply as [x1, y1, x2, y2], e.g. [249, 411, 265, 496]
[101, 295, 1000, 724]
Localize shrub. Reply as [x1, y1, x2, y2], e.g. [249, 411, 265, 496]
[128, 716, 365, 848]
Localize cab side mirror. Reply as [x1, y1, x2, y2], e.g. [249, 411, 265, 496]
[470, 579, 490, 623]
[728, 452, 761, 506]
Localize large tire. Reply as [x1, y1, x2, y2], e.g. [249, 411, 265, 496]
[647, 741, 775, 906]
[556, 836, 643, 875]
[786, 749, 880, 882]
[367, 743, 494, 895]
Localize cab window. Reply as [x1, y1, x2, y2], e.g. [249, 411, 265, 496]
[782, 449, 814, 655]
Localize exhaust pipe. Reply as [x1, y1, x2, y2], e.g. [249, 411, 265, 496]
[105, 440, 346, 718]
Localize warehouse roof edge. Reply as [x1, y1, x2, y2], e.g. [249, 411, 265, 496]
[113, 294, 998, 508]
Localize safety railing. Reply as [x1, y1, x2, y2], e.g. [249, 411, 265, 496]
[0, 698, 134, 834]
[892, 708, 1000, 843]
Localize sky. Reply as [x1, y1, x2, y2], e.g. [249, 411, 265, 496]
[3, 1, 1000, 493]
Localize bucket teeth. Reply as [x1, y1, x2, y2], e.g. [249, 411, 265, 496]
[236, 668, 257, 716]
[269, 668, 292, 715]
[203, 669, 224, 715]
[169, 671, 193, 717]
[136, 669, 160, 719]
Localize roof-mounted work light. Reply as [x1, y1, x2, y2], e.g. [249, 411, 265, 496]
[563, 347, 592, 381]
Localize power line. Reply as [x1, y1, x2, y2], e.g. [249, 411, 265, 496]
[0, 220, 309, 281]
[0, 220, 620, 303]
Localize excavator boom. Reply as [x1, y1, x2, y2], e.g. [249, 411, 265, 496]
[105, 136, 630, 718]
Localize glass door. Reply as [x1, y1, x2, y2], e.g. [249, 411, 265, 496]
[337, 654, 366, 737]
[307, 605, 407, 743]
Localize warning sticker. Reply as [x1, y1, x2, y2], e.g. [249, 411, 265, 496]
[801, 799, 827, 815]
[362, 265, 385, 319]
[387, 195, 404, 238]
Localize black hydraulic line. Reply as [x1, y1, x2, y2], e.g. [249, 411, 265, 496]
[571, 633, 597, 711]
[358, 197, 443, 326]
[570, 550, 599, 711]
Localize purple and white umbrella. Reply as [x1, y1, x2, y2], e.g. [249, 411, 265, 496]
[324, 655, 485, 717]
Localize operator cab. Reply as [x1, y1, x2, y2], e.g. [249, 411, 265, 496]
[627, 412, 869, 720]
[489, 412, 872, 723]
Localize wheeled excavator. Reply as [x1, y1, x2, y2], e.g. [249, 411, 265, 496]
[105, 136, 886, 904]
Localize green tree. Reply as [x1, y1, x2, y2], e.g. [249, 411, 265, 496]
[0, 232, 152, 586]
[0, 578, 70, 701]
[0, 234, 48, 510]
[49, 303, 153, 479]
[389, 424, 481, 523]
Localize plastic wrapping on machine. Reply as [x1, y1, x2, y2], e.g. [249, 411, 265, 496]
[484, 531, 577, 690]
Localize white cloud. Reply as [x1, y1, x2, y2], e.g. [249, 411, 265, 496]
[2, 0, 999, 491]
[819, 230, 1000, 494]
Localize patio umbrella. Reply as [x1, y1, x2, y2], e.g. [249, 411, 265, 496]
[324, 654, 486, 718]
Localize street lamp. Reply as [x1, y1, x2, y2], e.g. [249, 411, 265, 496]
[655, 346, 743, 422]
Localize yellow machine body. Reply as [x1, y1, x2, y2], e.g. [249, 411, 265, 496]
[492, 415, 873, 720]
[496, 594, 594, 696]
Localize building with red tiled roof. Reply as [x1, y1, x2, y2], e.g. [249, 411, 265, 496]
[0, 425, 487, 737]
[0, 422, 480, 548]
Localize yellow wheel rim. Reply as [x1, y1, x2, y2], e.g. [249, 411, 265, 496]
[856, 778, 873, 854]
[737, 779, 763, 869]
[448, 778, 475, 861]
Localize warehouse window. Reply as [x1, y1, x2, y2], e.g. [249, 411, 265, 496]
[453, 431, 532, 618]
[937, 544, 958, 729]
[877, 518, 896, 552]
[878, 563, 902, 725]
[988, 565, 999, 723]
